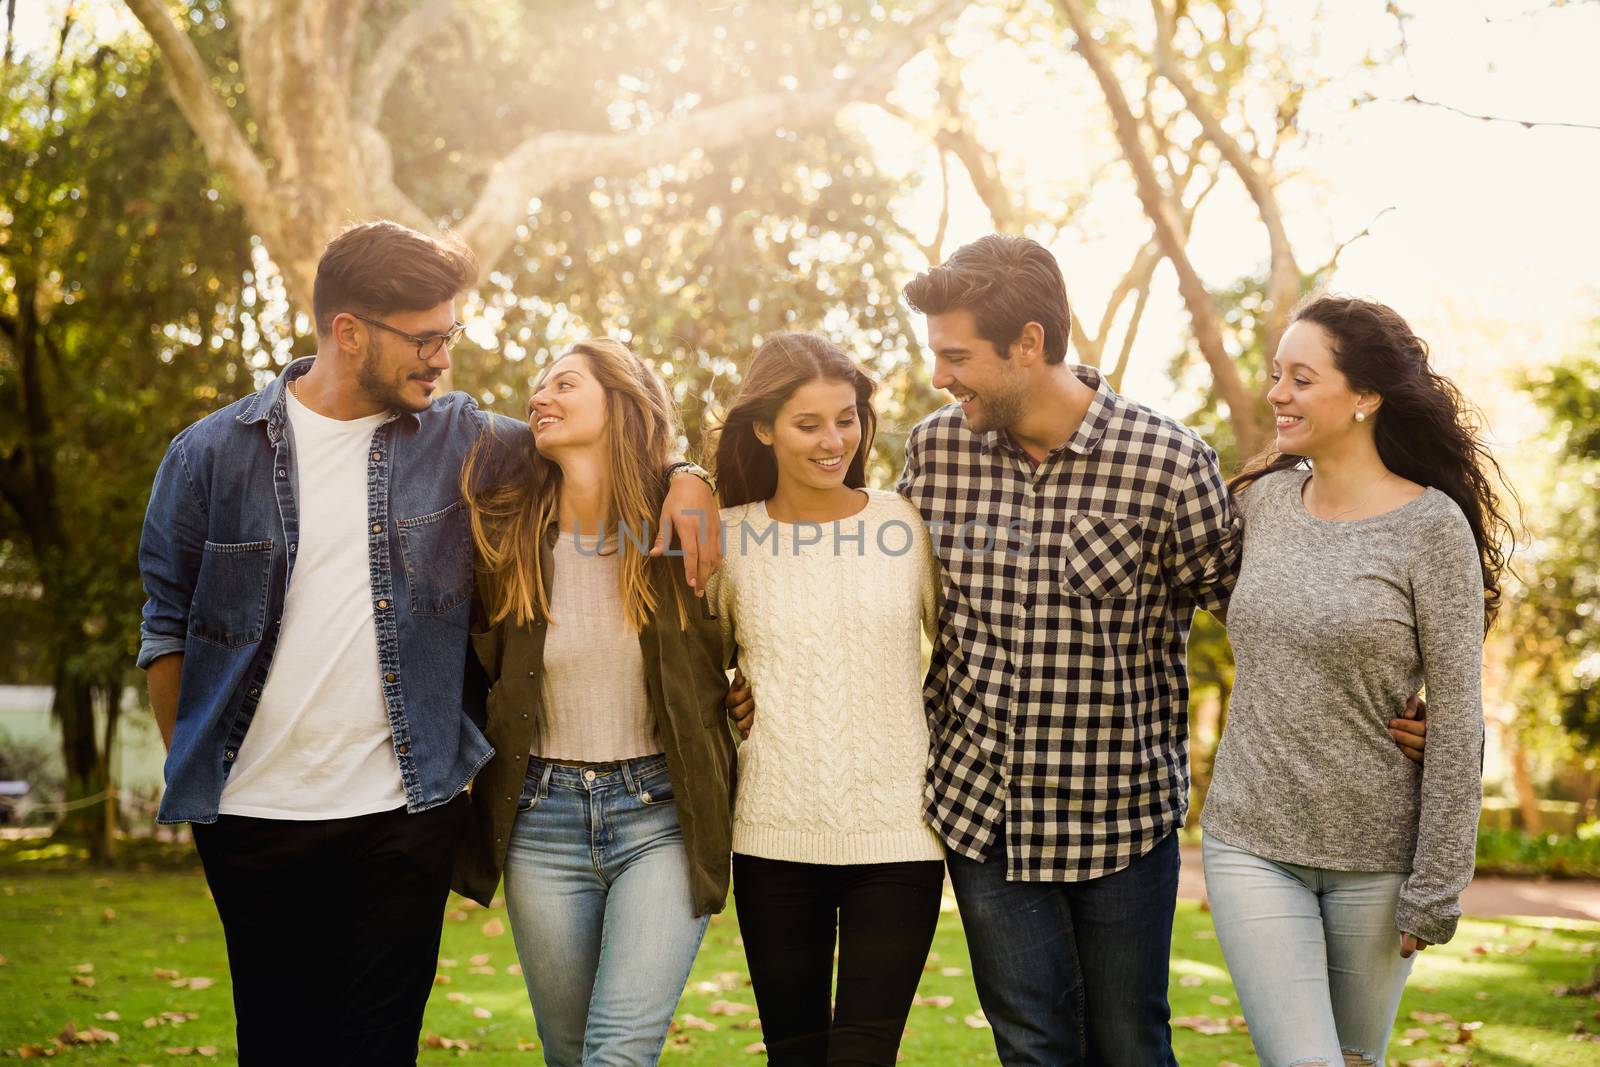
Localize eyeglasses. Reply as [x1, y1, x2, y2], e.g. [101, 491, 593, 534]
[350, 313, 466, 360]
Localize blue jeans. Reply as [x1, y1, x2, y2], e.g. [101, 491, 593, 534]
[1202, 834, 1413, 1066]
[945, 830, 1180, 1066]
[503, 755, 709, 1067]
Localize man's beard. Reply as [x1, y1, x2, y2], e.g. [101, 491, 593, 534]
[356, 337, 431, 413]
[965, 383, 1026, 434]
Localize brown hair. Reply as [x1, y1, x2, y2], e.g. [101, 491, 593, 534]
[711, 332, 877, 508]
[312, 220, 479, 336]
[1231, 294, 1515, 629]
[903, 234, 1071, 364]
[462, 339, 688, 632]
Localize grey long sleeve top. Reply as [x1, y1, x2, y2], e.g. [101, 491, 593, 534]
[1201, 468, 1486, 945]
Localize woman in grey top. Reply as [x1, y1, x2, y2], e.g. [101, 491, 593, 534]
[1201, 296, 1512, 1067]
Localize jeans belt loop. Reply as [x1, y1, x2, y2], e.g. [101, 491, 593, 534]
[537, 761, 554, 801]
[620, 759, 640, 798]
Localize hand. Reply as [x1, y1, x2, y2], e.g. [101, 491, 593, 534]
[1388, 693, 1427, 765]
[653, 472, 721, 595]
[725, 669, 754, 739]
[1399, 932, 1431, 958]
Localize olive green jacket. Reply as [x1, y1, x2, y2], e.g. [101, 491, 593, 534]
[451, 531, 736, 916]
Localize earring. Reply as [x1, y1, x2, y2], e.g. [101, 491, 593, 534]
[1355, 411, 1367, 423]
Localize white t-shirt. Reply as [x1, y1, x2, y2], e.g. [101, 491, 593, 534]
[217, 387, 406, 819]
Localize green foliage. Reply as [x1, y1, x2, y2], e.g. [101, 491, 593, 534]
[1475, 826, 1600, 879]
[1511, 345, 1600, 753]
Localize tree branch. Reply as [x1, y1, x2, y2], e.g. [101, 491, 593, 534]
[354, 0, 455, 124]
[1151, 0, 1300, 359]
[1390, 93, 1600, 132]
[456, 0, 967, 274]
[1058, 0, 1265, 454]
[122, 0, 274, 219]
[1321, 204, 1396, 277]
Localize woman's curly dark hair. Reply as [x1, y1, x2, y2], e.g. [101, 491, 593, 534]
[1231, 294, 1517, 630]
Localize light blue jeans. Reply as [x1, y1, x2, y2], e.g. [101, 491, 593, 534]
[1202, 834, 1415, 1066]
[503, 755, 709, 1067]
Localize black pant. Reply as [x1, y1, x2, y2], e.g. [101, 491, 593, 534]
[733, 853, 945, 1067]
[192, 796, 465, 1066]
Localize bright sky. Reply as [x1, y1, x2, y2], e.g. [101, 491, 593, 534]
[864, 0, 1600, 460]
[16, 0, 1599, 458]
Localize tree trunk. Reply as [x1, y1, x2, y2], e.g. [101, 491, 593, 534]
[51, 651, 115, 862]
[1503, 721, 1543, 835]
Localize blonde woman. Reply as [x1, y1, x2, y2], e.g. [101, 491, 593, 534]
[454, 339, 735, 1067]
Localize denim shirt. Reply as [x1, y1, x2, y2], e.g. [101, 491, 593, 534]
[138, 356, 517, 824]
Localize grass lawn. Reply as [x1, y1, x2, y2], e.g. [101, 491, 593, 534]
[2, 839, 1598, 1064]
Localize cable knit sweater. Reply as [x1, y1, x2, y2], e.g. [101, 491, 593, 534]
[708, 488, 945, 864]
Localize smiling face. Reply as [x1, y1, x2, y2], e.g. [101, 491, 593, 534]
[529, 352, 608, 458]
[754, 378, 863, 497]
[350, 299, 457, 413]
[1268, 320, 1380, 459]
[926, 307, 1029, 434]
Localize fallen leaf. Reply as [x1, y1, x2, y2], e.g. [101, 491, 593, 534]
[70, 963, 94, 974]
[71, 976, 95, 987]
[473, 1007, 492, 1020]
[1178, 975, 1203, 987]
[506, 963, 523, 976]
[1409, 1010, 1456, 1025]
[939, 967, 964, 978]
[962, 1012, 990, 1030]
[913, 994, 954, 1009]
[446, 993, 468, 1003]
[1171, 1014, 1232, 1036]
[468, 954, 492, 966]
[744, 1042, 767, 1054]
[102, 908, 116, 923]
[433, 974, 452, 985]
[94, 1012, 120, 1022]
[58, 1023, 118, 1045]
[153, 969, 180, 980]
[1403, 1028, 1430, 1039]
[481, 918, 505, 937]
[169, 977, 214, 991]
[1208, 995, 1231, 1007]
[679, 1014, 718, 1032]
[437, 958, 458, 968]
[708, 1000, 754, 1015]
[424, 1034, 471, 1050]
[468, 966, 496, 976]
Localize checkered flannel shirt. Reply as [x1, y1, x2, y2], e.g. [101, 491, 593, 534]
[898, 365, 1241, 882]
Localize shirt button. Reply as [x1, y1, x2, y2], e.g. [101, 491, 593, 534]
[397, 744, 410, 755]
[640, 792, 652, 803]
[289, 543, 297, 554]
[385, 672, 397, 683]
[377, 599, 389, 610]
[275, 468, 286, 478]
[371, 451, 382, 461]
[248, 686, 260, 697]
[583, 770, 596, 782]
[370, 522, 382, 534]
[224, 750, 236, 761]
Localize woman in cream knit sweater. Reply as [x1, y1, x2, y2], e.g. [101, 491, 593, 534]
[708, 332, 943, 1067]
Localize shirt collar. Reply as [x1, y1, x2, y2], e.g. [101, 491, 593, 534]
[979, 363, 1118, 459]
[237, 355, 414, 443]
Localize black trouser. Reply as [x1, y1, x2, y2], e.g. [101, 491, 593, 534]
[732, 853, 945, 1067]
[191, 796, 465, 1066]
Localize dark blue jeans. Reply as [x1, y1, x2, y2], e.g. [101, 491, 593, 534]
[946, 830, 1180, 1067]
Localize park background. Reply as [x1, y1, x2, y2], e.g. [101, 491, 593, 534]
[1, 0, 1598, 1062]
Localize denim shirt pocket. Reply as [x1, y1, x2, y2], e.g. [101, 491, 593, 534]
[1059, 514, 1144, 599]
[188, 540, 273, 648]
[398, 500, 473, 616]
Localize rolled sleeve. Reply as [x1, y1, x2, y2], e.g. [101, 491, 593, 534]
[137, 435, 207, 669]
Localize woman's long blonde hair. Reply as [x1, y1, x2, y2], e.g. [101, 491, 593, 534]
[462, 338, 687, 631]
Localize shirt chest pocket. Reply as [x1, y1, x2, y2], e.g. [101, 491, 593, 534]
[189, 540, 273, 647]
[1059, 514, 1143, 600]
[398, 500, 472, 616]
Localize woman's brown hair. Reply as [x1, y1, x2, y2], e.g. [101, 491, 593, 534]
[1231, 294, 1516, 629]
[710, 332, 878, 508]
[462, 338, 687, 631]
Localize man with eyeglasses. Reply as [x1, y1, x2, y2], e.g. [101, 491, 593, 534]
[136, 221, 719, 1065]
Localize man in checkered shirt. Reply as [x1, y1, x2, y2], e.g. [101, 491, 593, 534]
[896, 234, 1239, 1065]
